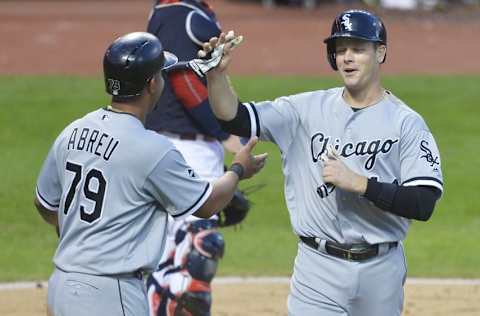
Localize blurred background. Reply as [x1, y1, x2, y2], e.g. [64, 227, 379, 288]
[1, 0, 480, 76]
[0, 1, 479, 315]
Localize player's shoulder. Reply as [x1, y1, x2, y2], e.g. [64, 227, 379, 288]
[139, 130, 178, 160]
[152, 0, 210, 16]
[55, 109, 102, 142]
[110, 128, 178, 173]
[383, 91, 428, 129]
[285, 87, 342, 107]
[153, 1, 195, 12]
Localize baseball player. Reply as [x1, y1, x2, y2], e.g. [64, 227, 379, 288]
[34, 32, 267, 316]
[145, 1, 242, 314]
[200, 10, 443, 316]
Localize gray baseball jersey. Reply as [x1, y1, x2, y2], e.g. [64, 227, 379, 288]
[244, 87, 443, 244]
[36, 108, 212, 275]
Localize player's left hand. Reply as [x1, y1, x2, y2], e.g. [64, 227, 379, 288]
[197, 30, 243, 74]
[321, 146, 367, 194]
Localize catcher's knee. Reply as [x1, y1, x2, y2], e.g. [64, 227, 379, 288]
[177, 291, 212, 316]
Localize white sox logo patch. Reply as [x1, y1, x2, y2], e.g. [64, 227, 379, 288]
[310, 132, 399, 170]
[420, 140, 439, 171]
[108, 79, 121, 95]
[341, 14, 353, 31]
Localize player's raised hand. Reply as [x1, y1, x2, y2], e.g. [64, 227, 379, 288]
[198, 30, 243, 73]
[321, 146, 367, 194]
[232, 136, 268, 179]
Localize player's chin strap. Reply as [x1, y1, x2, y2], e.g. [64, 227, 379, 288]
[166, 35, 243, 78]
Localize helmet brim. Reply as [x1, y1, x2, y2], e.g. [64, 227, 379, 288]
[323, 34, 385, 45]
[162, 51, 178, 70]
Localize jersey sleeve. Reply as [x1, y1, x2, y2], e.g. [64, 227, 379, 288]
[244, 96, 300, 152]
[400, 114, 444, 193]
[186, 11, 221, 46]
[36, 144, 62, 212]
[145, 149, 212, 220]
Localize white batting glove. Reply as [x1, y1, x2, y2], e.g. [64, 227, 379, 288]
[188, 32, 243, 77]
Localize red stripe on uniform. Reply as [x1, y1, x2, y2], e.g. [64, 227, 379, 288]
[157, 0, 181, 5]
[169, 70, 208, 109]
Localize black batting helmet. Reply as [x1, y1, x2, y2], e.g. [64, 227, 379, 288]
[103, 32, 177, 98]
[323, 10, 387, 71]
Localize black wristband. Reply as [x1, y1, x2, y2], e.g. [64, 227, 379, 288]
[229, 163, 245, 179]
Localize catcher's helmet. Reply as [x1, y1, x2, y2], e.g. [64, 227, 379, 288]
[193, 230, 225, 260]
[323, 10, 387, 71]
[103, 32, 178, 98]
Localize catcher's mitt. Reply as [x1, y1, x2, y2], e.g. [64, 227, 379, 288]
[218, 189, 250, 227]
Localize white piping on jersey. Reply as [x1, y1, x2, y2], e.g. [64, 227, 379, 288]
[151, 3, 211, 46]
[173, 182, 213, 220]
[185, 11, 204, 46]
[403, 179, 443, 192]
[244, 102, 258, 139]
[154, 2, 210, 19]
[36, 187, 59, 212]
[147, 8, 155, 23]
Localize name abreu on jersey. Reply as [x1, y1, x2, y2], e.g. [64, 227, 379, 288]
[66, 127, 120, 162]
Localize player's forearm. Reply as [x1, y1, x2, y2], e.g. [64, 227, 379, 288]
[194, 171, 239, 218]
[351, 174, 368, 195]
[364, 179, 441, 221]
[34, 197, 58, 227]
[207, 72, 238, 120]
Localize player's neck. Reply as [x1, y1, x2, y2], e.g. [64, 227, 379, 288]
[343, 82, 384, 109]
[109, 102, 148, 125]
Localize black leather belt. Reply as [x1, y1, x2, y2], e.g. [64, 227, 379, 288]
[300, 236, 398, 262]
[111, 270, 144, 280]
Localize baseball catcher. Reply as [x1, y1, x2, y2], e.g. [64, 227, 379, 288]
[147, 220, 225, 316]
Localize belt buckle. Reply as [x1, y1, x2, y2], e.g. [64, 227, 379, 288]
[346, 251, 352, 261]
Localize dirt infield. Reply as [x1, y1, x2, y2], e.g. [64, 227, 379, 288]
[1, 280, 479, 316]
[1, 0, 480, 76]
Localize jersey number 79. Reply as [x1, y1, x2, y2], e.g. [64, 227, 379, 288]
[64, 161, 107, 223]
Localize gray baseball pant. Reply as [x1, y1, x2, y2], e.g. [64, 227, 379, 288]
[47, 268, 148, 316]
[288, 240, 407, 316]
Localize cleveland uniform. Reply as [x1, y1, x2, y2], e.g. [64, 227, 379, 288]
[36, 107, 211, 315]
[242, 87, 443, 315]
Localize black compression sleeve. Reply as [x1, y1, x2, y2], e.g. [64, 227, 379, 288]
[218, 102, 252, 138]
[364, 178, 441, 221]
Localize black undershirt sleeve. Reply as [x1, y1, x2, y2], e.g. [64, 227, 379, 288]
[364, 178, 441, 221]
[217, 102, 252, 138]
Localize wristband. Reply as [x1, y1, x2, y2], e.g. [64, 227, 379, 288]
[229, 163, 245, 179]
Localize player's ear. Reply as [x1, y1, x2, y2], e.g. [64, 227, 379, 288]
[146, 77, 155, 95]
[146, 72, 164, 95]
[376, 44, 386, 64]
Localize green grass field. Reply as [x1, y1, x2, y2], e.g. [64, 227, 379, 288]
[1, 75, 479, 282]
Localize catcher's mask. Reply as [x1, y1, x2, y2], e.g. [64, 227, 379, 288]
[324, 9, 387, 71]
